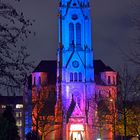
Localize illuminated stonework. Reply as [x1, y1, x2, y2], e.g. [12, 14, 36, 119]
[55, 0, 117, 140]
[56, 0, 95, 140]
[24, 1, 117, 140]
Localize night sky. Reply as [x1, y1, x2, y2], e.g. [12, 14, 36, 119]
[17, 0, 139, 71]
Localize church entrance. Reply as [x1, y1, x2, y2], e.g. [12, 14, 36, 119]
[70, 124, 84, 140]
[71, 131, 83, 140]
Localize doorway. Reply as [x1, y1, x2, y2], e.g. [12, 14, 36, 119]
[71, 131, 83, 140]
[70, 124, 84, 140]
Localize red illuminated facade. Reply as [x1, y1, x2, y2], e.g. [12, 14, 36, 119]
[25, 0, 118, 140]
[26, 60, 117, 140]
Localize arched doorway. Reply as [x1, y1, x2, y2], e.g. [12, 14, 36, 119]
[70, 124, 84, 140]
[71, 131, 83, 140]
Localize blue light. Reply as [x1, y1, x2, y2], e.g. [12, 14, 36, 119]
[58, 0, 94, 117]
[24, 104, 32, 135]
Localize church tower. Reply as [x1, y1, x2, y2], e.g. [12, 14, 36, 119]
[56, 0, 95, 139]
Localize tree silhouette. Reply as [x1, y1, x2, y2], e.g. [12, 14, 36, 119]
[0, 106, 19, 140]
[0, 0, 34, 94]
[32, 86, 57, 140]
[117, 101, 140, 140]
[123, 1, 140, 66]
[116, 67, 140, 140]
[93, 93, 117, 140]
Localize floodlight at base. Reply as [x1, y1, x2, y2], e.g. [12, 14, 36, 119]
[97, 138, 101, 140]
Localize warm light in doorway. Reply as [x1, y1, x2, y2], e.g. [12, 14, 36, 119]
[70, 124, 84, 131]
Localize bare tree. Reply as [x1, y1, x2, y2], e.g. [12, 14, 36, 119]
[92, 89, 117, 140]
[0, 0, 34, 95]
[32, 85, 57, 140]
[95, 97, 112, 139]
[116, 101, 140, 140]
[129, 104, 140, 139]
[123, 0, 140, 66]
[116, 67, 140, 140]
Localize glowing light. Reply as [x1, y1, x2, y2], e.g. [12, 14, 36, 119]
[66, 85, 69, 96]
[70, 124, 84, 131]
[97, 138, 101, 140]
[16, 120, 22, 126]
[16, 104, 23, 108]
[77, 133, 81, 139]
[1, 105, 6, 108]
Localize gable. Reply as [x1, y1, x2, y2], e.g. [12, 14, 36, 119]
[65, 50, 85, 68]
[71, 103, 83, 117]
[63, 0, 85, 18]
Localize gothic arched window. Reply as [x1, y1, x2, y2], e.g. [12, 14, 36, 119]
[76, 23, 81, 47]
[79, 72, 82, 81]
[39, 76, 41, 85]
[108, 76, 111, 85]
[74, 72, 77, 81]
[70, 73, 73, 81]
[113, 76, 116, 85]
[69, 23, 74, 47]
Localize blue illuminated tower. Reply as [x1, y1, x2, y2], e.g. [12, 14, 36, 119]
[56, 0, 95, 139]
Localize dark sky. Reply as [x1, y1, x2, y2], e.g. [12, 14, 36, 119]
[17, 0, 139, 71]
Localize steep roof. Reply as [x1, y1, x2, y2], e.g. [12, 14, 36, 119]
[94, 60, 115, 74]
[32, 60, 115, 81]
[33, 60, 57, 85]
[33, 60, 57, 73]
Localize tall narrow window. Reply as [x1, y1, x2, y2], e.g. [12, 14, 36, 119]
[69, 23, 74, 47]
[79, 72, 82, 81]
[108, 90, 111, 98]
[74, 72, 77, 81]
[108, 76, 111, 85]
[113, 76, 115, 85]
[70, 73, 73, 81]
[76, 23, 81, 47]
[39, 76, 41, 85]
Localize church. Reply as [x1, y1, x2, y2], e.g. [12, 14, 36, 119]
[24, 0, 117, 140]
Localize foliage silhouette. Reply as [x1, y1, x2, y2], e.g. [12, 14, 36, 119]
[0, 0, 34, 95]
[0, 106, 19, 140]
